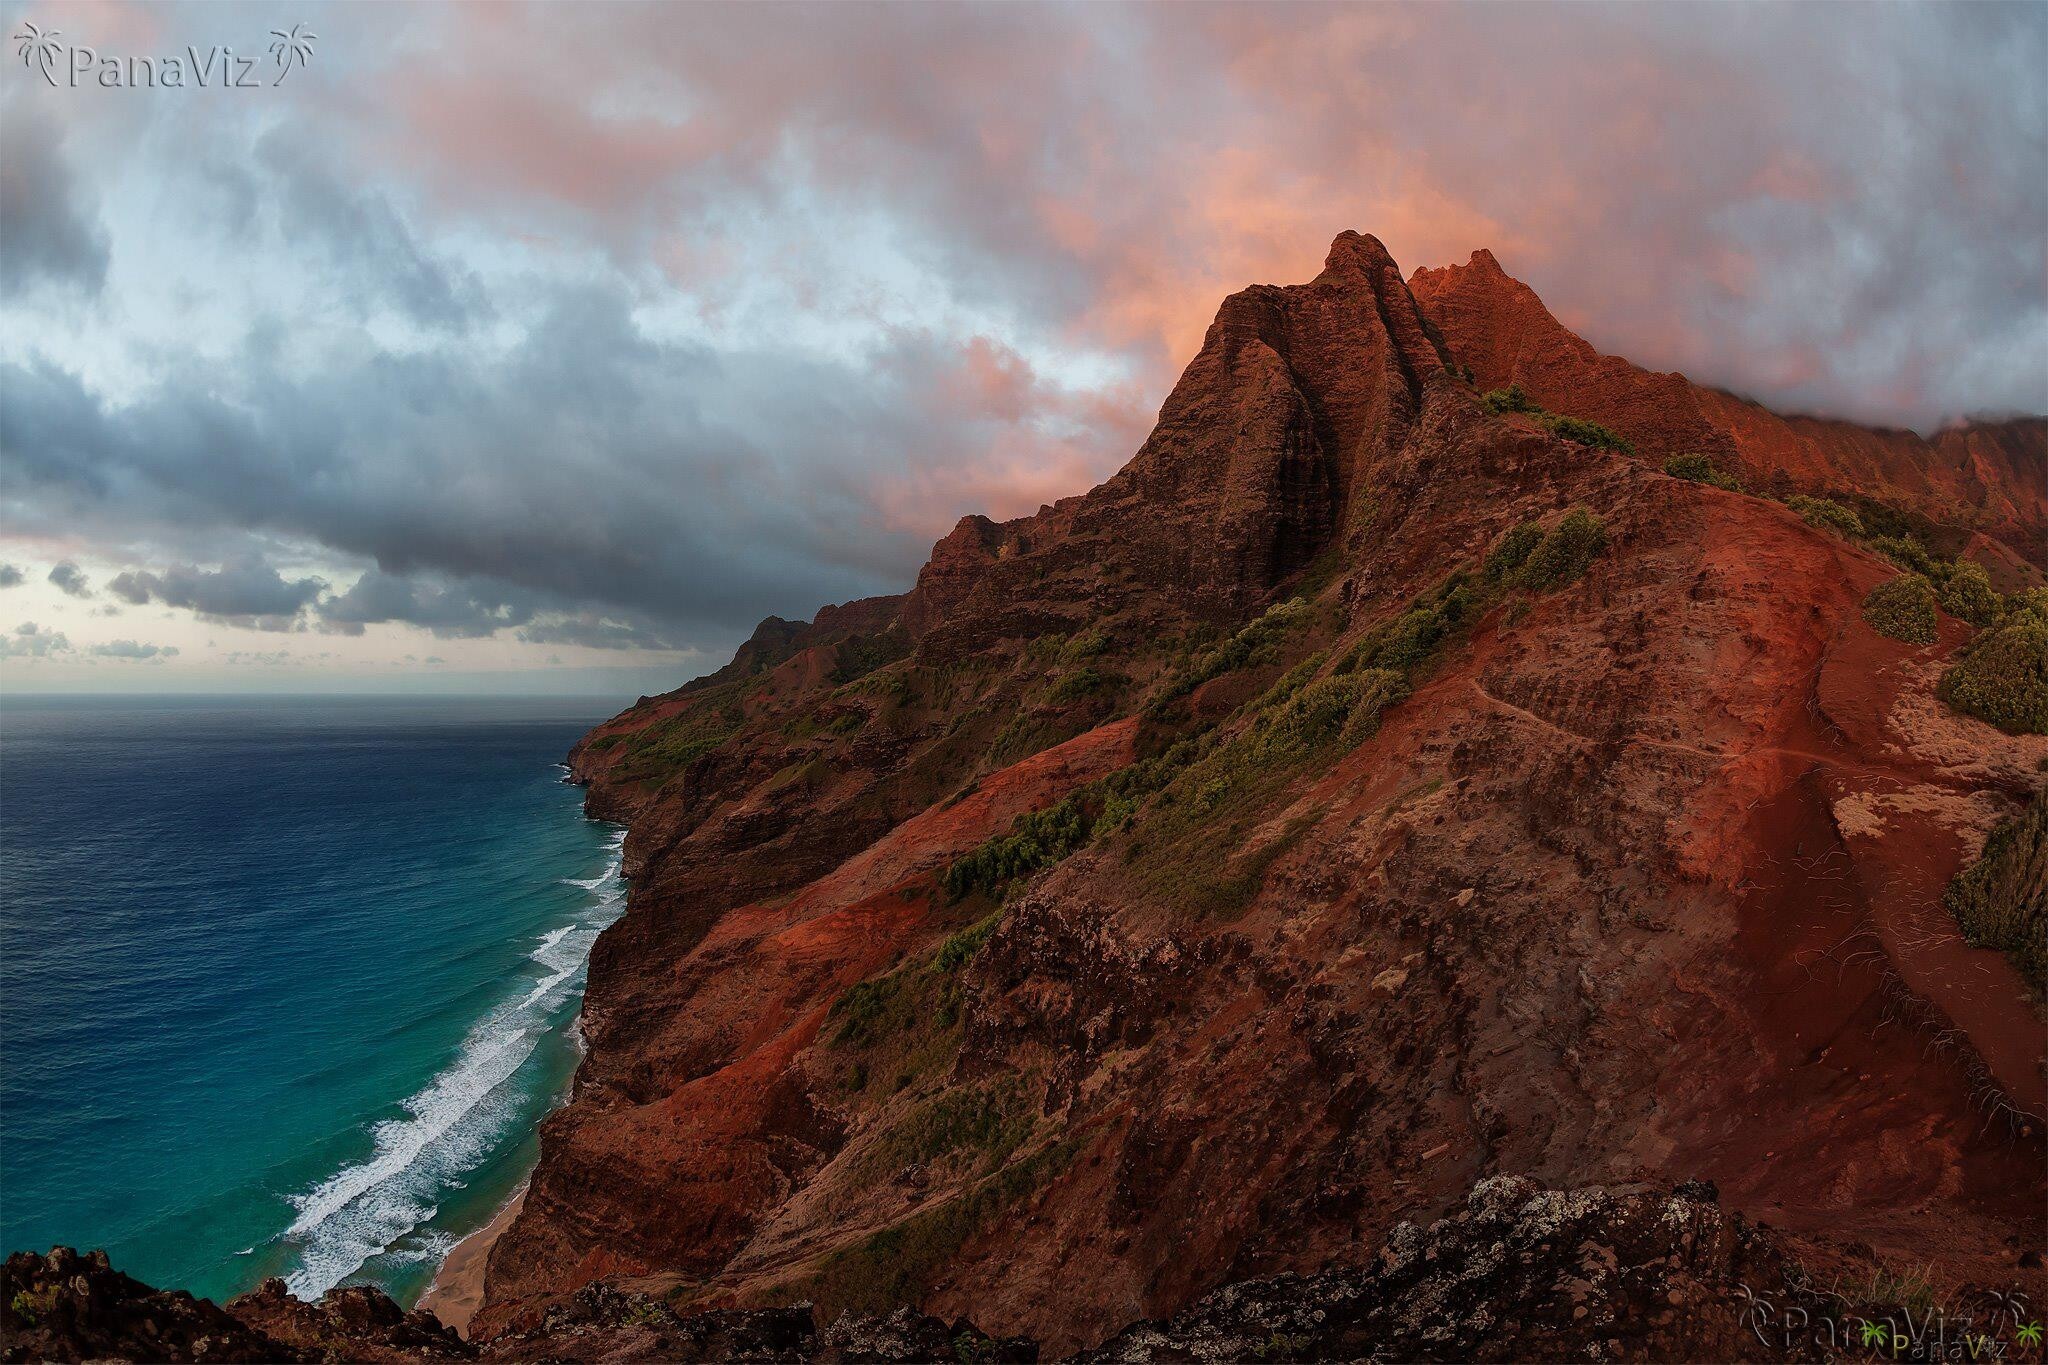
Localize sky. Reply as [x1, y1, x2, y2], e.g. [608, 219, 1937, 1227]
[1, 2, 2043, 694]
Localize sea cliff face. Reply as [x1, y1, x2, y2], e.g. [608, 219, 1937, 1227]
[443, 233, 2048, 1355]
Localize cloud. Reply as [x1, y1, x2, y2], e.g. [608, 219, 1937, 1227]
[47, 561, 91, 597]
[352, 3, 2044, 430]
[0, 97, 109, 299]
[1, 284, 1134, 648]
[89, 639, 179, 660]
[316, 569, 535, 638]
[0, 564, 22, 588]
[251, 126, 482, 330]
[0, 2, 2039, 685]
[0, 621, 70, 657]
[106, 556, 326, 630]
[516, 615, 678, 652]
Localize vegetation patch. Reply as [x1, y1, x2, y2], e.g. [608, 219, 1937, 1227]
[827, 910, 1007, 1099]
[1046, 665, 1127, 706]
[1787, 494, 1865, 539]
[1664, 452, 1741, 490]
[1512, 508, 1609, 591]
[850, 1076, 1037, 1182]
[1942, 789, 2047, 993]
[1155, 597, 1316, 706]
[793, 1139, 1078, 1320]
[943, 799, 1091, 901]
[1937, 599, 2048, 733]
[1480, 382, 1541, 415]
[829, 630, 913, 686]
[1538, 413, 1633, 453]
[1935, 560, 2003, 629]
[1860, 573, 1938, 645]
[612, 686, 747, 781]
[1477, 382, 1632, 451]
[1483, 523, 1544, 584]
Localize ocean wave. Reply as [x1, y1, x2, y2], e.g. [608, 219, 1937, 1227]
[276, 825, 629, 1300]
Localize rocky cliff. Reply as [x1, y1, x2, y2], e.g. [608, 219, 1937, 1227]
[446, 233, 2048, 1357]
[17, 232, 2039, 1365]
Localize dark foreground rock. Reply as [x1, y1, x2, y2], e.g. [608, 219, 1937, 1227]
[1078, 1176, 1827, 1363]
[14, 1179, 2016, 1363]
[2, 1248, 293, 1363]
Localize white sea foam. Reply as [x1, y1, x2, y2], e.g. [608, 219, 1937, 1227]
[278, 823, 628, 1300]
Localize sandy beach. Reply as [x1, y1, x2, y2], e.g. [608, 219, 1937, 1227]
[418, 1187, 525, 1337]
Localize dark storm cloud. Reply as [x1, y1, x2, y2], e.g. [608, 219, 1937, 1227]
[252, 127, 482, 330]
[517, 616, 677, 652]
[1, 2, 2039, 674]
[1, 279, 1106, 643]
[46, 561, 90, 597]
[316, 570, 537, 639]
[0, 564, 23, 588]
[106, 556, 327, 631]
[0, 99, 109, 299]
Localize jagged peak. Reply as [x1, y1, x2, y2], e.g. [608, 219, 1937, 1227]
[1322, 229, 1398, 274]
[1465, 247, 1507, 275]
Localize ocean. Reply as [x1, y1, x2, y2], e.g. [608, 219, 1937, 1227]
[0, 694, 628, 1306]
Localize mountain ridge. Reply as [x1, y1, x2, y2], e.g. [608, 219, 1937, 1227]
[10, 232, 2041, 1364]
[473, 232, 2044, 1353]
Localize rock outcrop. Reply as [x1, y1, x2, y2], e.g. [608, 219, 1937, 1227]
[477, 234, 2047, 1356]
[16, 1179, 2027, 1362]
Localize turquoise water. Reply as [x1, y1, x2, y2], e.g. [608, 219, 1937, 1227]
[0, 694, 627, 1305]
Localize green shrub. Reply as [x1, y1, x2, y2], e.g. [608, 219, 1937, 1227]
[1515, 508, 1608, 590]
[1936, 561, 2003, 629]
[623, 704, 741, 776]
[854, 1077, 1036, 1181]
[1937, 609, 2048, 733]
[1942, 790, 2046, 992]
[1262, 676, 1373, 752]
[1340, 575, 1486, 675]
[829, 629, 912, 685]
[1787, 495, 1865, 540]
[1339, 668, 1411, 743]
[1867, 535, 1944, 581]
[1861, 574, 1938, 645]
[1046, 666, 1125, 705]
[1480, 382, 1540, 414]
[1483, 523, 1544, 583]
[796, 1140, 1076, 1319]
[943, 797, 1090, 901]
[1539, 414, 1633, 453]
[1664, 452, 1741, 490]
[2011, 588, 2048, 618]
[1059, 628, 1112, 661]
[931, 911, 1002, 974]
[1155, 597, 1313, 704]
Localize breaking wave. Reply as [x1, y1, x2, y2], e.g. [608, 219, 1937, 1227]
[278, 825, 626, 1300]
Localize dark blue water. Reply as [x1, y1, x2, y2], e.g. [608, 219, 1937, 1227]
[0, 694, 627, 1305]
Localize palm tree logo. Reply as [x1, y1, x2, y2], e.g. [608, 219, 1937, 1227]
[2017, 1320, 2043, 1348]
[267, 23, 316, 84]
[14, 20, 65, 85]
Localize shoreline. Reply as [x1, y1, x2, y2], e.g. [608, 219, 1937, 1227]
[418, 1184, 525, 1338]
